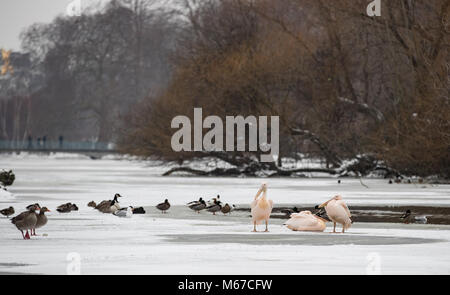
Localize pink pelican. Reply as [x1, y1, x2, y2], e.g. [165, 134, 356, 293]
[250, 183, 273, 232]
[284, 211, 326, 232]
[317, 195, 352, 233]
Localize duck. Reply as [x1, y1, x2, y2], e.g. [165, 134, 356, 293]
[221, 203, 235, 215]
[284, 210, 327, 232]
[57, 203, 78, 213]
[316, 195, 352, 233]
[400, 210, 427, 224]
[189, 199, 207, 213]
[280, 206, 300, 216]
[156, 199, 170, 213]
[206, 199, 222, 215]
[113, 207, 133, 218]
[132, 207, 146, 214]
[95, 193, 122, 213]
[87, 201, 97, 208]
[207, 195, 220, 206]
[0, 206, 14, 218]
[250, 183, 273, 232]
[11, 204, 39, 239]
[35, 207, 50, 235]
[187, 197, 203, 207]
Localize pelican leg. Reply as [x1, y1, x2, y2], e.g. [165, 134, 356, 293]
[264, 220, 269, 232]
[333, 222, 336, 233]
[20, 230, 25, 239]
[252, 222, 257, 232]
[342, 226, 345, 233]
[24, 230, 30, 239]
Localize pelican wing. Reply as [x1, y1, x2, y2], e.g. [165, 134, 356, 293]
[337, 200, 351, 217]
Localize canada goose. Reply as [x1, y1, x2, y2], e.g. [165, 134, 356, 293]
[113, 207, 133, 218]
[317, 195, 352, 233]
[35, 207, 50, 234]
[156, 199, 170, 213]
[251, 183, 273, 232]
[206, 199, 222, 215]
[95, 193, 122, 213]
[0, 206, 14, 217]
[11, 204, 39, 239]
[56, 203, 78, 213]
[221, 203, 236, 215]
[87, 201, 97, 208]
[400, 210, 427, 224]
[189, 199, 207, 213]
[132, 207, 146, 214]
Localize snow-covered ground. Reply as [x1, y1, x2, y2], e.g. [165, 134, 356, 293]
[1, 153, 450, 274]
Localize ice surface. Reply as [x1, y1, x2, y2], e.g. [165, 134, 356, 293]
[0, 153, 449, 274]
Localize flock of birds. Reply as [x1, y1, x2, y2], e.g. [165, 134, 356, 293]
[0, 183, 427, 239]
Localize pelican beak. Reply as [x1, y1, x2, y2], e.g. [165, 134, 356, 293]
[254, 187, 263, 200]
[317, 197, 333, 208]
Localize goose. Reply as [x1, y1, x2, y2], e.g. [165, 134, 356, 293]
[400, 210, 427, 224]
[189, 199, 207, 213]
[0, 206, 14, 218]
[250, 183, 273, 232]
[284, 210, 326, 232]
[317, 195, 352, 233]
[221, 203, 236, 215]
[11, 204, 39, 239]
[35, 207, 50, 234]
[156, 199, 170, 213]
[206, 199, 222, 215]
[95, 194, 122, 213]
[87, 201, 97, 208]
[113, 207, 133, 218]
[25, 203, 41, 236]
[132, 207, 146, 214]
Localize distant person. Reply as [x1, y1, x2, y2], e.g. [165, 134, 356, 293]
[42, 136, 47, 149]
[37, 137, 41, 148]
[27, 136, 33, 149]
[59, 135, 64, 149]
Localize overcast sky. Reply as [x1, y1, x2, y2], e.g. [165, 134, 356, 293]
[0, 0, 123, 50]
[0, 0, 68, 50]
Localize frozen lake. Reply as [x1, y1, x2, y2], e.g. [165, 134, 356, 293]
[1, 153, 450, 274]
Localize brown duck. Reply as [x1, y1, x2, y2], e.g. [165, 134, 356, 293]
[57, 203, 78, 213]
[221, 203, 235, 215]
[156, 199, 170, 213]
[0, 206, 14, 217]
[35, 207, 50, 234]
[11, 204, 39, 239]
[87, 201, 97, 208]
